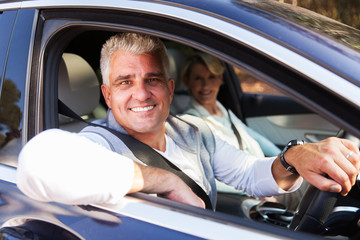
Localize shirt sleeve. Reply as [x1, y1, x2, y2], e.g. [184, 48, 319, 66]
[17, 128, 135, 205]
[212, 136, 302, 197]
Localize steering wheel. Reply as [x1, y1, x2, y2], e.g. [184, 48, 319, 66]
[289, 129, 360, 234]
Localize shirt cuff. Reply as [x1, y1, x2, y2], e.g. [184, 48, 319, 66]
[255, 157, 303, 196]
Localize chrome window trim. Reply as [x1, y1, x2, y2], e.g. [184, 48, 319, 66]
[14, 0, 360, 107]
[0, 2, 21, 10]
[94, 198, 289, 240]
[23, 9, 39, 144]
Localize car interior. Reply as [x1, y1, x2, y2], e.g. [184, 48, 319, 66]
[57, 31, 243, 130]
[55, 29, 284, 216]
[46, 28, 360, 237]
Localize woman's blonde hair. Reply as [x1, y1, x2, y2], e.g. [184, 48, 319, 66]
[181, 52, 224, 86]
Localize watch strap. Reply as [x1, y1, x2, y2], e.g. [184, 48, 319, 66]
[280, 140, 304, 174]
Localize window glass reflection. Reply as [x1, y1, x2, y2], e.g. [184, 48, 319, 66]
[234, 67, 283, 95]
[0, 79, 22, 167]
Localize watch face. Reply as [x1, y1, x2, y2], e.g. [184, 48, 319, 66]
[289, 140, 304, 146]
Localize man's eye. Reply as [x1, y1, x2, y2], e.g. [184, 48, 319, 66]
[120, 80, 131, 85]
[148, 78, 159, 83]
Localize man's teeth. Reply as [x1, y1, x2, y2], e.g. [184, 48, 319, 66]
[131, 105, 155, 112]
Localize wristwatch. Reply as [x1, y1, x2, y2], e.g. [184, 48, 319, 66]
[280, 140, 304, 174]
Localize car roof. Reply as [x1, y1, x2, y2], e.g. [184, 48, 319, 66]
[158, 0, 360, 86]
[1, 0, 360, 86]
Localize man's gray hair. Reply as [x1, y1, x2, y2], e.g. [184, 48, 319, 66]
[100, 33, 170, 86]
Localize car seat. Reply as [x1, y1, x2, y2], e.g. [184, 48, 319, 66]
[58, 53, 106, 132]
[167, 48, 191, 114]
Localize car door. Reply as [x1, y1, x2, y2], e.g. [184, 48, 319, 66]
[30, 5, 319, 239]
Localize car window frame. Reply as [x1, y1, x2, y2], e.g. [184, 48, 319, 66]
[36, 8, 360, 136]
[30, 7, 359, 239]
[0, 9, 38, 167]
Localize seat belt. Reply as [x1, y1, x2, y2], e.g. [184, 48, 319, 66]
[58, 99, 213, 210]
[228, 110, 243, 150]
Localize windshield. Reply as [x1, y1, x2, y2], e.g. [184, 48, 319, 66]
[241, 0, 360, 51]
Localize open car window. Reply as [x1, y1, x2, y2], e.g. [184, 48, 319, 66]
[17, 5, 358, 239]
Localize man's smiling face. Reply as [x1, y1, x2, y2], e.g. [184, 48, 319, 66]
[102, 50, 174, 136]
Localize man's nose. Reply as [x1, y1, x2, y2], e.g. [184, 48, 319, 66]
[132, 82, 151, 100]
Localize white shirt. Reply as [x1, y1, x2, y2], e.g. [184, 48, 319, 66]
[17, 129, 134, 205]
[186, 98, 265, 158]
[155, 135, 206, 191]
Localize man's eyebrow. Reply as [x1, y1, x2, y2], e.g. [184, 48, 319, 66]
[114, 74, 133, 81]
[146, 72, 165, 78]
[112, 75, 134, 85]
[112, 72, 165, 83]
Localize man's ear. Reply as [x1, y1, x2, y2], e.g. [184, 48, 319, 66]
[101, 84, 112, 109]
[168, 78, 175, 102]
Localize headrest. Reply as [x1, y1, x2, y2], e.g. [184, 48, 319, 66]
[58, 53, 100, 117]
[167, 48, 191, 114]
[167, 48, 187, 92]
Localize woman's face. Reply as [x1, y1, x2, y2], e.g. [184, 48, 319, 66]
[187, 63, 223, 107]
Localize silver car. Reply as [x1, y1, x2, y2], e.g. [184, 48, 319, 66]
[0, 0, 359, 239]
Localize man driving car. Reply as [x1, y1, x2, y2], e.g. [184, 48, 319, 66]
[17, 33, 360, 209]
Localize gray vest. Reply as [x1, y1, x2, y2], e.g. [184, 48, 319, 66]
[80, 111, 218, 207]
